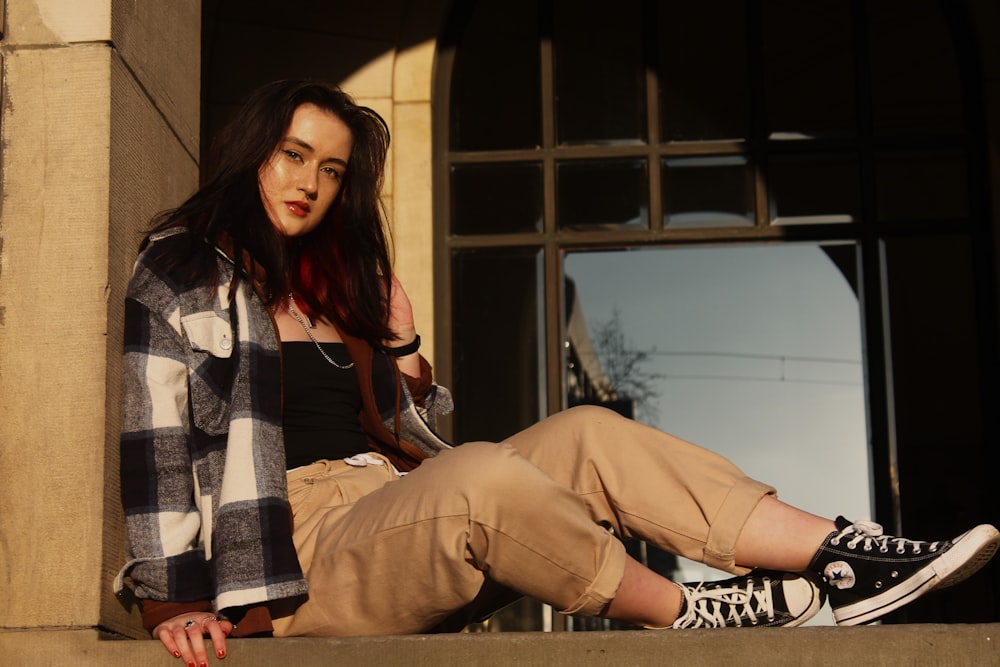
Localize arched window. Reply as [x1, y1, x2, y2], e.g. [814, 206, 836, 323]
[435, 0, 996, 626]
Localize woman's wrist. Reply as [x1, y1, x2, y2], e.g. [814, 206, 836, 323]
[386, 333, 420, 357]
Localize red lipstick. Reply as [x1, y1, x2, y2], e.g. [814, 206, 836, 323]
[286, 201, 311, 217]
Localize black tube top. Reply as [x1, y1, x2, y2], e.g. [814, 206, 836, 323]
[282, 341, 369, 469]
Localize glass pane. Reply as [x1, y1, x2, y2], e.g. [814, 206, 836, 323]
[656, 0, 748, 141]
[564, 244, 870, 628]
[868, 0, 963, 137]
[452, 248, 543, 442]
[557, 159, 647, 230]
[883, 235, 991, 623]
[876, 150, 968, 223]
[553, 0, 645, 145]
[763, 0, 856, 139]
[451, 163, 543, 235]
[663, 156, 754, 228]
[768, 154, 860, 224]
[449, 0, 541, 151]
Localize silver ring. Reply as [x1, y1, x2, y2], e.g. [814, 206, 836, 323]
[183, 620, 197, 629]
[200, 615, 218, 629]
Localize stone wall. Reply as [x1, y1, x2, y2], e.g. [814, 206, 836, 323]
[0, 0, 201, 638]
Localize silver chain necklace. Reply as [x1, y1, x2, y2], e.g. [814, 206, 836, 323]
[286, 293, 354, 369]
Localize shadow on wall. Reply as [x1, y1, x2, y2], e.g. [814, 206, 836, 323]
[200, 0, 449, 172]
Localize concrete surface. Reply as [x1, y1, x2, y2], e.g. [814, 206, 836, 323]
[2, 624, 999, 666]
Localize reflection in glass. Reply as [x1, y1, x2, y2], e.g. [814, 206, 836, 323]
[564, 244, 871, 627]
[663, 156, 754, 228]
[656, 0, 748, 141]
[451, 163, 544, 235]
[763, 0, 856, 140]
[449, 0, 541, 151]
[452, 248, 543, 443]
[553, 0, 645, 145]
[557, 159, 647, 230]
[768, 154, 860, 224]
[876, 150, 968, 223]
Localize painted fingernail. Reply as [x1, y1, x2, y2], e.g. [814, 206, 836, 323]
[217, 649, 227, 658]
[172, 650, 181, 658]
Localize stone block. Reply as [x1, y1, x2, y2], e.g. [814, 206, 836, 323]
[111, 0, 200, 156]
[5, 0, 111, 44]
[0, 43, 112, 628]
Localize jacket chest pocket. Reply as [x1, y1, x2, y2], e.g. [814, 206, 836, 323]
[182, 312, 235, 435]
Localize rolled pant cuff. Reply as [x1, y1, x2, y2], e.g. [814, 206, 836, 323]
[702, 477, 777, 574]
[559, 536, 627, 617]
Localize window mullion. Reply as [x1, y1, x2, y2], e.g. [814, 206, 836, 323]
[644, 0, 663, 232]
[540, 27, 556, 234]
[747, 0, 769, 228]
[540, 12, 565, 422]
[852, 0, 900, 535]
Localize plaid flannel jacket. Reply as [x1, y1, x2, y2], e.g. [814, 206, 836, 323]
[114, 228, 452, 614]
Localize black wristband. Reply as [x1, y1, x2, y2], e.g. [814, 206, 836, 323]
[385, 334, 420, 357]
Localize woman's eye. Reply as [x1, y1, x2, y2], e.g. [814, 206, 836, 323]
[283, 149, 303, 161]
[322, 167, 343, 181]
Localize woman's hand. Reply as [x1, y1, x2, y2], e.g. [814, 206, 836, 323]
[153, 612, 233, 665]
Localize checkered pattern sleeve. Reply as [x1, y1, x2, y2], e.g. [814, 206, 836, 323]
[117, 258, 213, 603]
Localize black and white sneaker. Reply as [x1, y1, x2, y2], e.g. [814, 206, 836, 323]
[670, 569, 824, 629]
[811, 516, 1000, 626]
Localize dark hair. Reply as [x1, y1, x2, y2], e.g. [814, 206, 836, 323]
[150, 80, 394, 342]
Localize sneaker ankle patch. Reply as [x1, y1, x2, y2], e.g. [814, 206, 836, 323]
[824, 561, 856, 590]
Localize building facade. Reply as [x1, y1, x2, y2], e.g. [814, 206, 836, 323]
[1, 0, 999, 647]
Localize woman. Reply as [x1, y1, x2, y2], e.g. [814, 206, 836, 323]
[116, 81, 999, 666]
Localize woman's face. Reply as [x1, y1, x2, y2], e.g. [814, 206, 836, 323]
[258, 103, 353, 237]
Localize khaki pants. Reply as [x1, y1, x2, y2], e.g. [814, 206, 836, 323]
[271, 405, 774, 637]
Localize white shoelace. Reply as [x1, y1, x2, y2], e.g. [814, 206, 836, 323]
[671, 577, 776, 629]
[832, 519, 945, 555]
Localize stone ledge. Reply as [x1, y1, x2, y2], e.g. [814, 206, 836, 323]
[2, 624, 998, 666]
